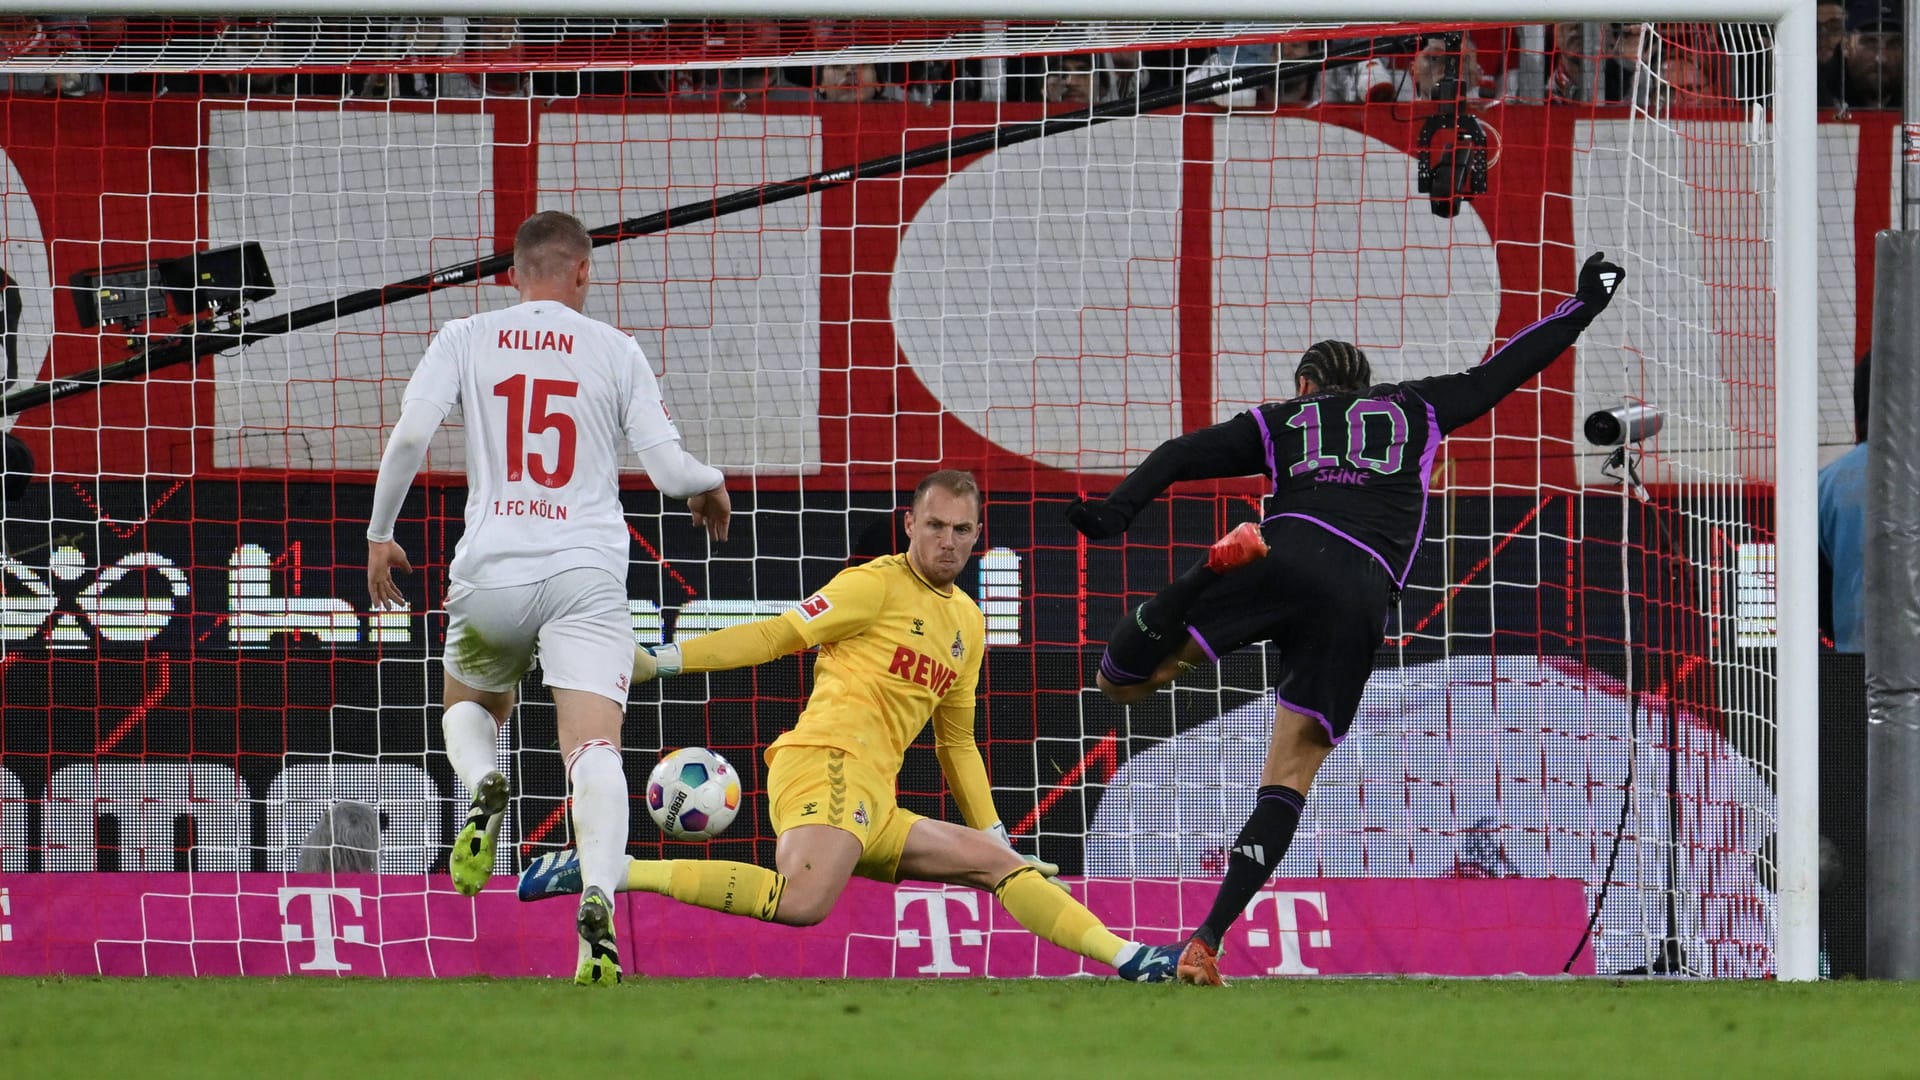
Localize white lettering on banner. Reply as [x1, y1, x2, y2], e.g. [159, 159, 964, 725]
[43, 762, 251, 871]
[1242, 890, 1331, 976]
[0, 544, 1019, 649]
[278, 887, 366, 972]
[976, 548, 1020, 646]
[228, 544, 355, 647]
[1, 547, 189, 646]
[894, 890, 983, 975]
[0, 542, 409, 647]
[1733, 543, 1777, 647]
[0, 767, 25, 873]
[1, 887, 11, 943]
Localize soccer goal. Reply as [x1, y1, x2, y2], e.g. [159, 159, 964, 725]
[0, 4, 1819, 981]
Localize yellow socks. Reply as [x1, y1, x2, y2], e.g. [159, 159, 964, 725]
[624, 858, 786, 922]
[620, 859, 1123, 963]
[992, 865, 1128, 966]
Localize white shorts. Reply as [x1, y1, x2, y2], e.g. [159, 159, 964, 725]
[443, 567, 632, 704]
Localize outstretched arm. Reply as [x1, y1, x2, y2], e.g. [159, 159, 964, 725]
[1406, 252, 1626, 434]
[637, 615, 808, 682]
[632, 563, 884, 684]
[1067, 412, 1268, 539]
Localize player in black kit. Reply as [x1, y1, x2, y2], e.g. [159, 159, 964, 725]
[1069, 252, 1626, 985]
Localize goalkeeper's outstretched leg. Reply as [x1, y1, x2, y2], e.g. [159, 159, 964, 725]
[894, 817, 1179, 982]
[520, 816, 1181, 983]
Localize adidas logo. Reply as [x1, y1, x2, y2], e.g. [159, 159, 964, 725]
[1234, 844, 1265, 864]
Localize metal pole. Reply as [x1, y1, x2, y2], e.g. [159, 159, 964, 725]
[1864, 0, 1920, 981]
[1772, 0, 1822, 983]
[1907, 0, 1920, 229]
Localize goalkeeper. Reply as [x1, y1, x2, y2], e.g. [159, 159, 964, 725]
[1069, 253, 1626, 985]
[521, 469, 1178, 983]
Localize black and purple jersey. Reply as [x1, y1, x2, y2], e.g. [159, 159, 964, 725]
[1098, 296, 1596, 587]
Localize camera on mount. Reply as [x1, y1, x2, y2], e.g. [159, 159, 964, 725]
[1587, 403, 1663, 502]
[69, 241, 275, 331]
[1414, 32, 1490, 219]
[1584, 404, 1665, 447]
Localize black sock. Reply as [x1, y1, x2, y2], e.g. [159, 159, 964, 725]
[1138, 557, 1219, 633]
[1195, 785, 1305, 951]
[1099, 559, 1221, 684]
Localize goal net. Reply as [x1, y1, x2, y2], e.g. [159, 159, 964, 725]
[0, 13, 1822, 979]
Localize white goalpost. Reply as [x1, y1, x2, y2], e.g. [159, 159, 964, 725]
[0, 3, 1819, 982]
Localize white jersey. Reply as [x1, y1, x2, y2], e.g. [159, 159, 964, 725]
[402, 300, 680, 589]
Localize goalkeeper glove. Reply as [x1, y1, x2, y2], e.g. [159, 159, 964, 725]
[1066, 497, 1130, 540]
[632, 643, 683, 686]
[988, 822, 1066, 889]
[1576, 251, 1626, 314]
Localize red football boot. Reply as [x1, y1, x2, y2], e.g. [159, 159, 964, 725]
[1206, 521, 1269, 575]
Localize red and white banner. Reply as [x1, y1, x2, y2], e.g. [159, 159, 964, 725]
[0, 873, 1592, 978]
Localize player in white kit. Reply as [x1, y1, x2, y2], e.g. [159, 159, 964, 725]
[365, 210, 730, 986]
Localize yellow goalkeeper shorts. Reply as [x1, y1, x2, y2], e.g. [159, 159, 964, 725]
[765, 745, 919, 883]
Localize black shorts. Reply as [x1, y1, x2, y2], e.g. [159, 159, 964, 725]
[1185, 517, 1393, 743]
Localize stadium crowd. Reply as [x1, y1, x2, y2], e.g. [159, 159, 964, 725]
[0, 12, 1904, 110]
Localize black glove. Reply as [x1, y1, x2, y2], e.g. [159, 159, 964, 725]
[1066, 497, 1130, 540]
[1576, 251, 1626, 314]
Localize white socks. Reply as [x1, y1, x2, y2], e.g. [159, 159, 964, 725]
[567, 739, 630, 900]
[442, 700, 500, 793]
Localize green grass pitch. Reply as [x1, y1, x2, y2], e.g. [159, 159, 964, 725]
[4, 977, 1916, 1079]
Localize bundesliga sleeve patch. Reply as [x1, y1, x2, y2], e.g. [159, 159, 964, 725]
[797, 593, 832, 621]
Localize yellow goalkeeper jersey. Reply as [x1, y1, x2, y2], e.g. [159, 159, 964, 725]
[768, 553, 986, 780]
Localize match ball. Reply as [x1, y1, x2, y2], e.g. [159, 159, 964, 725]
[646, 747, 742, 840]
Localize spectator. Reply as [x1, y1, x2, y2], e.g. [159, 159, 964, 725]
[1603, 22, 1643, 103]
[675, 66, 810, 106]
[1044, 53, 1096, 105]
[1314, 40, 1395, 105]
[1818, 353, 1869, 653]
[1844, 0, 1902, 108]
[1543, 21, 1594, 103]
[1658, 34, 1725, 109]
[1399, 34, 1497, 102]
[903, 58, 969, 104]
[1604, 23, 1726, 112]
[814, 61, 895, 103]
[1819, 2, 1850, 106]
[1192, 35, 1276, 108]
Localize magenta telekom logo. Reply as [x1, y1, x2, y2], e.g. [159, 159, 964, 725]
[1241, 890, 1332, 975]
[893, 890, 983, 974]
[278, 887, 368, 972]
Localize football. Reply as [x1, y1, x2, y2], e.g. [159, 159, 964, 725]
[646, 746, 742, 840]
